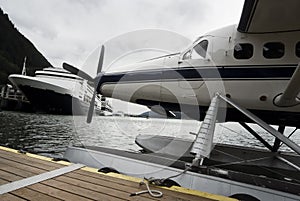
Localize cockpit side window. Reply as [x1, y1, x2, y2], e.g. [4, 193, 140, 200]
[183, 50, 192, 60]
[191, 40, 209, 59]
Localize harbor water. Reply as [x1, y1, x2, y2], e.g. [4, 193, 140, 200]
[0, 111, 299, 158]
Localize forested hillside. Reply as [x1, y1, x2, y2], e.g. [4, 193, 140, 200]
[0, 7, 52, 84]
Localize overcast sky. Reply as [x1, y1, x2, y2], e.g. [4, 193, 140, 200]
[0, 0, 244, 67]
[0, 0, 244, 114]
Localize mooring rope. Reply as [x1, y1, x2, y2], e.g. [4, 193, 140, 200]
[130, 178, 163, 198]
[130, 159, 198, 198]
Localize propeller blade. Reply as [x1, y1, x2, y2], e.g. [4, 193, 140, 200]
[87, 89, 97, 123]
[97, 45, 105, 74]
[63, 62, 93, 82]
[86, 45, 105, 123]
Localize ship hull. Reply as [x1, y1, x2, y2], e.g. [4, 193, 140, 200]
[18, 84, 87, 115]
[9, 74, 94, 115]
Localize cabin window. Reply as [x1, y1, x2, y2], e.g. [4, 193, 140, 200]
[263, 42, 284, 59]
[191, 40, 208, 59]
[234, 43, 253, 59]
[296, 42, 300, 57]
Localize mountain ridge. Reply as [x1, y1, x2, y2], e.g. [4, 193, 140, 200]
[0, 7, 52, 84]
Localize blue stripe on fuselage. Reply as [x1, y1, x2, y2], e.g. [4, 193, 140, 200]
[99, 65, 296, 88]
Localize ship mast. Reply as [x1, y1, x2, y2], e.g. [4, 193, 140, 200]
[21, 57, 27, 75]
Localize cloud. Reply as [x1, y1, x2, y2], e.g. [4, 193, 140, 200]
[0, 0, 243, 67]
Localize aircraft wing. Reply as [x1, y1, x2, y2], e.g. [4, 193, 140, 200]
[238, 0, 300, 33]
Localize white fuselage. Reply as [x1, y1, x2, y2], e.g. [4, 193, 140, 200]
[99, 25, 300, 126]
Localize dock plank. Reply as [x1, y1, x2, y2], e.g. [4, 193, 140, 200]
[1, 150, 194, 200]
[0, 147, 233, 201]
[7, 187, 62, 201]
[29, 183, 93, 201]
[42, 179, 125, 201]
[0, 179, 26, 201]
[66, 171, 211, 201]
[0, 157, 47, 175]
[1, 156, 149, 200]
[0, 150, 60, 170]
[0, 193, 27, 201]
[0, 178, 8, 185]
[0, 169, 92, 201]
[54, 175, 156, 201]
[0, 161, 125, 201]
[0, 168, 25, 183]
[0, 157, 153, 200]
[70, 169, 213, 201]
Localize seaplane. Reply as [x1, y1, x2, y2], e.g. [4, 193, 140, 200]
[62, 0, 300, 200]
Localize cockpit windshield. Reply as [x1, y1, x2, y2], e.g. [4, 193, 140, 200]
[181, 36, 208, 59]
[181, 38, 199, 53]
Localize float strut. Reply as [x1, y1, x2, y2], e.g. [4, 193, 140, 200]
[239, 122, 273, 151]
[272, 125, 285, 152]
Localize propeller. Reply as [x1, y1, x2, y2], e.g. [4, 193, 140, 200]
[63, 45, 105, 123]
[87, 45, 105, 123]
[63, 63, 93, 82]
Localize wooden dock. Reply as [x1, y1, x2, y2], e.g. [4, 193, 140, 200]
[0, 146, 236, 201]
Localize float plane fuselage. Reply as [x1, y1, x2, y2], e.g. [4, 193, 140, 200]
[65, 0, 300, 127]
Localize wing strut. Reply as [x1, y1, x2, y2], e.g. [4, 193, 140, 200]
[274, 63, 300, 107]
[218, 94, 300, 155]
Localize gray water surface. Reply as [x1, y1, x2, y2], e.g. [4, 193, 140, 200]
[0, 111, 299, 158]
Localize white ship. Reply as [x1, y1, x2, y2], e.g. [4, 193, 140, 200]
[8, 67, 108, 115]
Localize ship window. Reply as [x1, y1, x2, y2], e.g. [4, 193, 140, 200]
[263, 42, 284, 59]
[234, 43, 253, 59]
[296, 42, 300, 57]
[191, 40, 209, 59]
